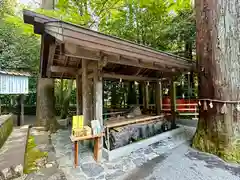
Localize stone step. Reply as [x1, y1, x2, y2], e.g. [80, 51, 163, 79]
[0, 125, 29, 180]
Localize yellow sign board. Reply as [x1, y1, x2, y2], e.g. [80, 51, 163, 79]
[72, 115, 84, 130]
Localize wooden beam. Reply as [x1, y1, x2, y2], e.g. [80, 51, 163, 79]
[93, 66, 103, 160]
[45, 23, 192, 69]
[82, 59, 91, 125]
[61, 56, 68, 79]
[156, 81, 162, 115]
[47, 43, 56, 77]
[20, 95, 24, 126]
[170, 80, 177, 128]
[54, 44, 185, 73]
[102, 73, 162, 81]
[61, 50, 177, 72]
[88, 72, 166, 81]
[145, 82, 149, 110]
[65, 53, 99, 61]
[50, 66, 77, 74]
[76, 75, 82, 115]
[50, 66, 82, 75]
[159, 81, 163, 111]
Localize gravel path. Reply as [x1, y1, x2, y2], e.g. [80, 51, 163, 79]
[123, 143, 240, 180]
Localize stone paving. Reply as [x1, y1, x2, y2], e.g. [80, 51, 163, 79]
[21, 127, 67, 180]
[51, 126, 194, 180]
[0, 125, 29, 179]
[123, 143, 240, 180]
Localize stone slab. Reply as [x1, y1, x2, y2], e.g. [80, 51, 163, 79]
[103, 126, 185, 161]
[0, 125, 29, 179]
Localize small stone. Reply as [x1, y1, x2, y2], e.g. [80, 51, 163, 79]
[14, 164, 23, 177]
[81, 163, 104, 177]
[2, 167, 15, 179]
[46, 163, 53, 168]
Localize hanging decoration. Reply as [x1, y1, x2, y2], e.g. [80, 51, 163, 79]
[236, 102, 240, 112]
[198, 101, 201, 106]
[209, 101, 213, 108]
[120, 78, 122, 83]
[203, 101, 208, 111]
[147, 81, 150, 86]
[197, 98, 240, 114]
[221, 103, 227, 114]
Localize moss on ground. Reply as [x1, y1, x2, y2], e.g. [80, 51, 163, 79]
[192, 129, 240, 163]
[24, 135, 48, 174]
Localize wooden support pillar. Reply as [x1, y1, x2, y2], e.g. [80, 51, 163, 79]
[144, 82, 149, 110]
[159, 81, 163, 111]
[93, 66, 103, 160]
[76, 75, 82, 115]
[170, 80, 177, 128]
[82, 59, 91, 126]
[89, 80, 93, 121]
[156, 81, 162, 115]
[21, 94, 24, 125]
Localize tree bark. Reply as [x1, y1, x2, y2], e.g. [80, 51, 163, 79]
[36, 78, 58, 131]
[193, 0, 240, 162]
[36, 0, 59, 132]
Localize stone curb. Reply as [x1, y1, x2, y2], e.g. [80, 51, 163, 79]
[103, 126, 185, 161]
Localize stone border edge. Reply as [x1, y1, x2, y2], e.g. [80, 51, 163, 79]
[103, 126, 185, 161]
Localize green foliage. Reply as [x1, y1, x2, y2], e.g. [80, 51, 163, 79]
[24, 135, 48, 174]
[0, 0, 196, 115]
[0, 16, 40, 73]
[0, 12, 39, 108]
[0, 0, 17, 17]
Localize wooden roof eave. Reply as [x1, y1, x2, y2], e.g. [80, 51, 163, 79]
[23, 10, 196, 78]
[45, 22, 193, 70]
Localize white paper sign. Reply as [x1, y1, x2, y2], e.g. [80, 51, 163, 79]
[0, 74, 29, 94]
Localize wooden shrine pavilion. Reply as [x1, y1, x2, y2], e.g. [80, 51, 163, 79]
[23, 10, 195, 160]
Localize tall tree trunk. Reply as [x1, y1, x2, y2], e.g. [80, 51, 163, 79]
[36, 0, 59, 132]
[193, 0, 240, 162]
[36, 78, 58, 131]
[60, 80, 74, 119]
